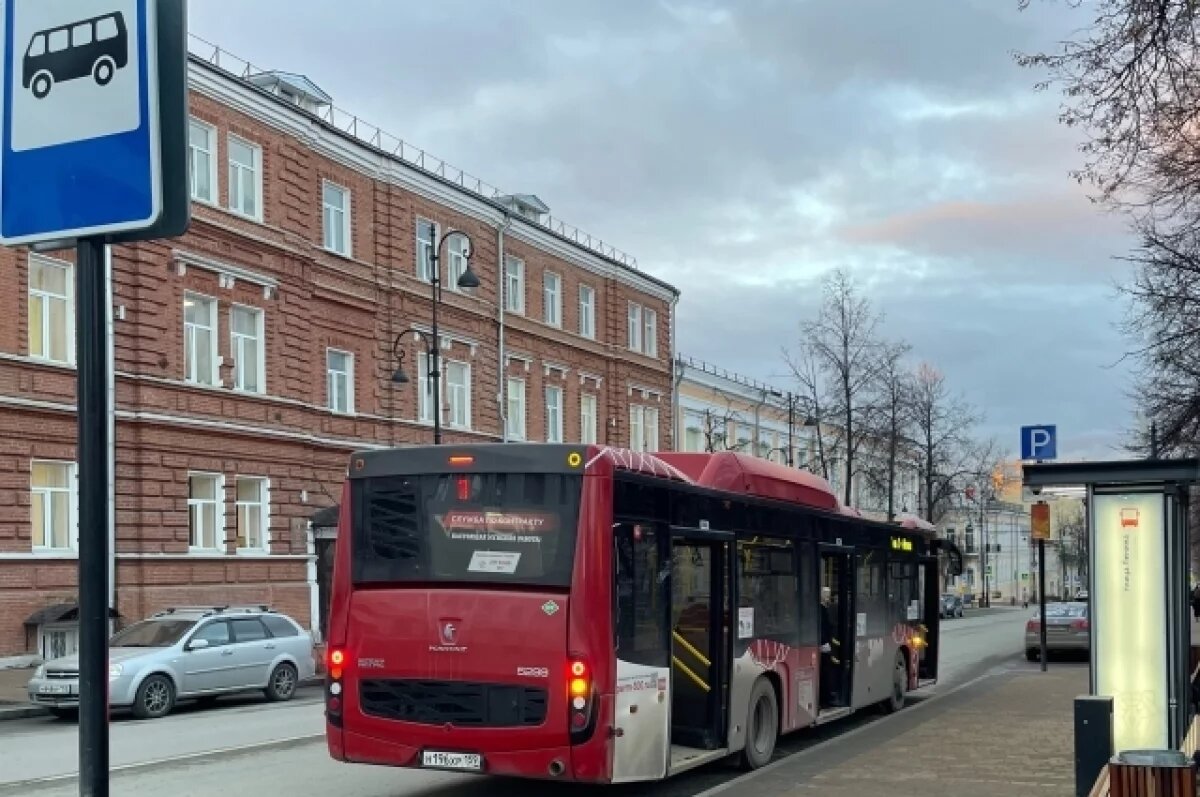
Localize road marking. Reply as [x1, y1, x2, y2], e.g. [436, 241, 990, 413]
[0, 733, 324, 794]
[691, 665, 1009, 797]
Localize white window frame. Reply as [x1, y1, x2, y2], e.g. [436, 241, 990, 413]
[643, 406, 659, 452]
[183, 292, 219, 386]
[321, 180, 352, 257]
[39, 624, 79, 661]
[578, 285, 595, 339]
[226, 134, 263, 221]
[326, 348, 355, 415]
[27, 255, 74, 365]
[580, 393, 597, 445]
[629, 405, 644, 452]
[643, 308, 658, 357]
[543, 272, 562, 327]
[230, 304, 265, 394]
[545, 385, 564, 443]
[506, 377, 527, 440]
[445, 360, 472, 430]
[30, 459, 77, 552]
[447, 235, 469, 292]
[628, 302, 642, 352]
[235, 476, 270, 554]
[187, 472, 225, 553]
[188, 117, 218, 205]
[504, 256, 525, 314]
[416, 218, 438, 282]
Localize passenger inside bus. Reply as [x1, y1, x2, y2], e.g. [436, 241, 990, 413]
[819, 585, 843, 708]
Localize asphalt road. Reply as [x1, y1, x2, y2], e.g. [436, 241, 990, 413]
[0, 608, 1031, 796]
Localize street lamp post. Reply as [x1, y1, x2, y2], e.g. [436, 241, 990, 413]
[390, 228, 479, 444]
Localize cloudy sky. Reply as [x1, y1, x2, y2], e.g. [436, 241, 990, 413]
[190, 0, 1136, 460]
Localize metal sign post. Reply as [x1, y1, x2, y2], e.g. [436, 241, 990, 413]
[0, 2, 188, 794]
[1031, 501, 1051, 671]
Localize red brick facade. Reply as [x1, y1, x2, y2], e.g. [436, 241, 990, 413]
[0, 57, 678, 657]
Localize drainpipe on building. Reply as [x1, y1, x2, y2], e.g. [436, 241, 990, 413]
[496, 211, 512, 442]
[669, 295, 680, 449]
[104, 245, 116, 624]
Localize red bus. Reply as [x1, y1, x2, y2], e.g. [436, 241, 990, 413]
[324, 444, 961, 783]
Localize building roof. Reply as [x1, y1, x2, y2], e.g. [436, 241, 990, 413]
[24, 602, 120, 626]
[246, 70, 332, 105]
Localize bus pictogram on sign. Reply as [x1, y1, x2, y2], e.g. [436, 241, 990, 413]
[22, 12, 128, 99]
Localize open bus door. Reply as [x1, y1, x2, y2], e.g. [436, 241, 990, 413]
[919, 539, 963, 684]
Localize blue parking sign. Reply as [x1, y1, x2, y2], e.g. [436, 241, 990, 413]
[1021, 425, 1057, 461]
[0, 0, 161, 245]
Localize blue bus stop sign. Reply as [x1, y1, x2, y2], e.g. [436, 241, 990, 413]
[0, 0, 161, 245]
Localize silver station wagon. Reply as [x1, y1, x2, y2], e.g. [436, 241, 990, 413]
[27, 605, 315, 719]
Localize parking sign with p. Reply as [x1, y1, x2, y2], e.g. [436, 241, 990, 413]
[1021, 425, 1057, 461]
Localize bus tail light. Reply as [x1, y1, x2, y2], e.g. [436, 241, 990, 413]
[567, 656, 596, 744]
[327, 647, 347, 727]
[1026, 619, 1040, 632]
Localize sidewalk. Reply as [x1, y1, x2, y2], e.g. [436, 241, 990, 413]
[0, 666, 41, 720]
[705, 662, 1087, 797]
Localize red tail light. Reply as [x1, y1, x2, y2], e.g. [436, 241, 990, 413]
[456, 475, 471, 501]
[1072, 618, 1089, 631]
[567, 656, 595, 744]
[326, 647, 348, 724]
[1026, 619, 1039, 632]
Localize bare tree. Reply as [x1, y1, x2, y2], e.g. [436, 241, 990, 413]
[786, 269, 887, 505]
[859, 341, 914, 520]
[1056, 502, 1089, 594]
[1015, 0, 1200, 222]
[699, 403, 749, 453]
[908, 363, 982, 524]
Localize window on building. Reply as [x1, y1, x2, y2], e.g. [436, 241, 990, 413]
[326, 349, 354, 414]
[628, 405, 659, 452]
[579, 285, 595, 339]
[40, 625, 78, 661]
[684, 417, 704, 452]
[183, 293, 218, 386]
[28, 256, 73, 364]
[31, 460, 75, 550]
[417, 351, 434, 423]
[188, 473, 224, 552]
[643, 308, 658, 357]
[544, 272, 562, 327]
[445, 361, 471, 429]
[448, 235, 469, 290]
[188, 118, 217, 203]
[545, 385, 563, 442]
[227, 136, 262, 220]
[627, 303, 642, 352]
[580, 393, 597, 444]
[507, 378, 526, 440]
[322, 181, 351, 256]
[504, 256, 525, 314]
[416, 219, 437, 282]
[230, 305, 264, 393]
[236, 476, 269, 552]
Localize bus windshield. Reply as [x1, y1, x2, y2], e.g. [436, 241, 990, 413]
[351, 472, 581, 587]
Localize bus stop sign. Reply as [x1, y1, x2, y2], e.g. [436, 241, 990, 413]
[0, 0, 172, 245]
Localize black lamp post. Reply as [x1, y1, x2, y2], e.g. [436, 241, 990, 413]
[390, 228, 479, 444]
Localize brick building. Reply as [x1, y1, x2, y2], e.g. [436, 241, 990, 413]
[0, 45, 678, 660]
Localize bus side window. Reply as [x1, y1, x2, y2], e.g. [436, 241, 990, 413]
[614, 522, 669, 668]
[97, 16, 119, 41]
[27, 34, 45, 57]
[48, 29, 69, 54]
[72, 23, 93, 47]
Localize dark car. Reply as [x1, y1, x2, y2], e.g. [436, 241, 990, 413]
[940, 593, 963, 619]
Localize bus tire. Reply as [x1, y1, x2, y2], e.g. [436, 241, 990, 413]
[884, 651, 907, 714]
[31, 71, 52, 99]
[739, 677, 779, 770]
[93, 57, 116, 86]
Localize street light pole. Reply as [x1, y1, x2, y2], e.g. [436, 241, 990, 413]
[786, 392, 795, 467]
[390, 228, 479, 444]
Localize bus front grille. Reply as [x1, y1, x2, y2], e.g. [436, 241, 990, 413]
[359, 679, 548, 727]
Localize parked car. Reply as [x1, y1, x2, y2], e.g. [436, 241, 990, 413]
[27, 605, 315, 720]
[940, 593, 964, 618]
[1024, 602, 1089, 661]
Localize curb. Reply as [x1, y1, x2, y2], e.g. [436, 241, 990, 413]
[0, 678, 323, 722]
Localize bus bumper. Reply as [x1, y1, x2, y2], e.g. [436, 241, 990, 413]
[337, 729, 589, 781]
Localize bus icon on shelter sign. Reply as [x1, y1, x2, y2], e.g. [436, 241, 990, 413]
[0, 0, 161, 244]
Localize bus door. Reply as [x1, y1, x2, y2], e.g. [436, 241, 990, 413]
[818, 545, 855, 710]
[669, 532, 731, 751]
[919, 555, 942, 683]
[612, 521, 671, 783]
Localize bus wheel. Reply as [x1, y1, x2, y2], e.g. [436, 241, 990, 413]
[93, 57, 116, 86]
[884, 651, 907, 714]
[31, 72, 52, 99]
[739, 678, 779, 770]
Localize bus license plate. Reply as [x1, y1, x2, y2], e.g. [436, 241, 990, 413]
[422, 751, 482, 771]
